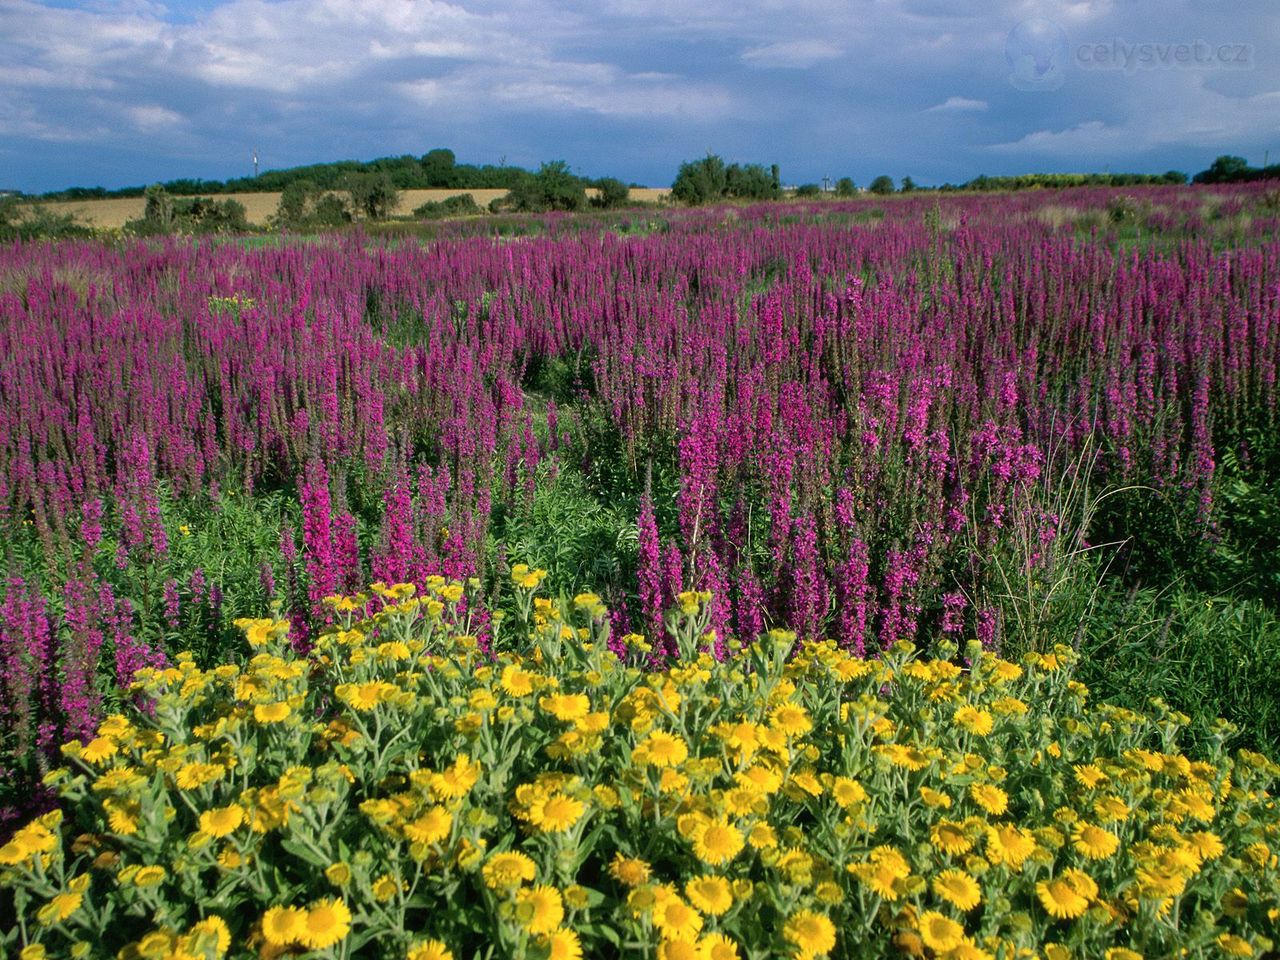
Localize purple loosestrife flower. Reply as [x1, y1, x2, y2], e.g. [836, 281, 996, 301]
[834, 538, 871, 656]
[101, 585, 164, 689]
[940, 591, 968, 636]
[733, 562, 765, 645]
[1, 579, 48, 759]
[374, 466, 414, 586]
[259, 562, 276, 601]
[79, 498, 104, 552]
[786, 514, 827, 642]
[189, 567, 207, 604]
[332, 511, 361, 593]
[299, 459, 337, 609]
[163, 578, 181, 629]
[976, 606, 999, 650]
[659, 540, 684, 660]
[60, 573, 104, 743]
[636, 492, 663, 645]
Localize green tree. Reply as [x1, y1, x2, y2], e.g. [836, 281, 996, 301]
[275, 179, 318, 227]
[311, 194, 352, 227]
[868, 175, 896, 195]
[591, 177, 630, 209]
[671, 154, 729, 205]
[143, 184, 175, 231]
[502, 162, 589, 212]
[794, 183, 822, 198]
[420, 149, 458, 188]
[725, 163, 780, 200]
[900, 176, 918, 193]
[835, 177, 856, 197]
[412, 194, 481, 220]
[346, 172, 400, 220]
[1193, 155, 1251, 184]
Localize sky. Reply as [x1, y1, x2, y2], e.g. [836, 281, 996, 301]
[1, 0, 1276, 192]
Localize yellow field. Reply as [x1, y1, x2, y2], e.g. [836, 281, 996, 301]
[33, 187, 673, 229]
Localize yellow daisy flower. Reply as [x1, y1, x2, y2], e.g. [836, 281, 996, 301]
[515, 885, 564, 936]
[783, 910, 837, 958]
[298, 898, 351, 951]
[261, 906, 306, 946]
[407, 940, 454, 960]
[1071, 822, 1120, 860]
[684, 875, 733, 916]
[483, 851, 537, 889]
[931, 868, 982, 911]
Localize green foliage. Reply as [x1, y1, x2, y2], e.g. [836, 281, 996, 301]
[497, 162, 589, 213]
[951, 171, 1193, 192]
[420, 148, 459, 187]
[900, 176, 918, 193]
[345, 172, 400, 221]
[489, 464, 638, 609]
[724, 163, 780, 200]
[0, 198, 92, 241]
[1093, 427, 1280, 604]
[38, 150, 538, 201]
[590, 177, 630, 209]
[671, 154, 728, 205]
[311, 194, 353, 228]
[868, 175, 896, 195]
[793, 184, 822, 198]
[671, 155, 781, 205]
[271, 180, 352, 230]
[1193, 155, 1252, 184]
[834, 177, 856, 197]
[126, 186, 251, 236]
[1077, 584, 1280, 756]
[412, 194, 482, 220]
[275, 179, 313, 226]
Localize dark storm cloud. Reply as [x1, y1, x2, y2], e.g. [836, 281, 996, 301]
[1, 0, 1275, 191]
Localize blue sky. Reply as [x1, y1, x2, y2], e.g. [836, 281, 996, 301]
[1, 0, 1275, 192]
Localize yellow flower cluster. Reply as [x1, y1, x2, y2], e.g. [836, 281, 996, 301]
[3, 576, 1278, 960]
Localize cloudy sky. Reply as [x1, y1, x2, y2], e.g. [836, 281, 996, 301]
[1, 0, 1275, 192]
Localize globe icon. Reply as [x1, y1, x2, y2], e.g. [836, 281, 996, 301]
[1006, 18, 1068, 91]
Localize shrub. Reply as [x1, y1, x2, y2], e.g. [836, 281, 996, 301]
[126, 187, 251, 235]
[0, 199, 92, 241]
[590, 177, 630, 210]
[412, 195, 482, 220]
[671, 154, 728, 205]
[671, 156, 782, 205]
[3, 577, 1278, 960]
[497, 162, 588, 213]
[346, 173, 400, 221]
[794, 184, 822, 198]
[868, 175, 896, 195]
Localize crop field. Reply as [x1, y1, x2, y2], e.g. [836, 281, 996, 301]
[1, 186, 1279, 959]
[29, 188, 675, 229]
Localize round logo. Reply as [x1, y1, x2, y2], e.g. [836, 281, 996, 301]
[1006, 18, 1068, 91]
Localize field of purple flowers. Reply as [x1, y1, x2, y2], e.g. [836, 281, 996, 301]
[2, 185, 1278, 827]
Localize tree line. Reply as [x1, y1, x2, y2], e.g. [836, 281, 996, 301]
[31, 149, 608, 202]
[7, 149, 1275, 239]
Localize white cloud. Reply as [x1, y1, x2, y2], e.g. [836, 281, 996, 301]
[927, 96, 989, 112]
[127, 105, 184, 131]
[990, 75, 1280, 157]
[741, 40, 842, 69]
